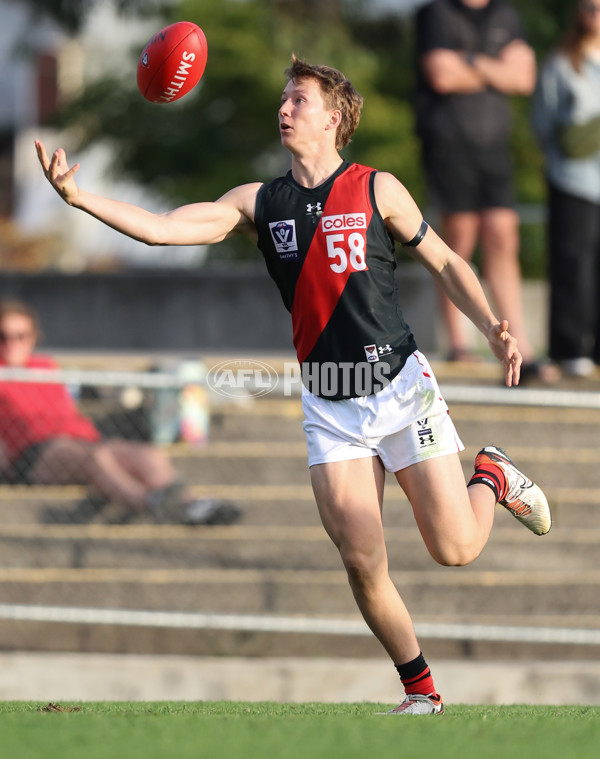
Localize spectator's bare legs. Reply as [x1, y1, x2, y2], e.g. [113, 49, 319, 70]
[29, 437, 178, 511]
[439, 208, 548, 370]
[437, 212, 480, 359]
[310, 454, 495, 664]
[99, 439, 181, 507]
[479, 208, 535, 363]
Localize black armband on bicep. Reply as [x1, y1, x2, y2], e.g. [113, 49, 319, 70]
[403, 220, 429, 248]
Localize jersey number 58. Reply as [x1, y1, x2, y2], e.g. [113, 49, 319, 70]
[326, 232, 368, 273]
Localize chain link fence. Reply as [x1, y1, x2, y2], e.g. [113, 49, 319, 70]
[0, 361, 244, 525]
[0, 360, 255, 652]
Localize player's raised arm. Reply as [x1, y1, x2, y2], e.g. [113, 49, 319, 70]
[35, 140, 260, 246]
[374, 171, 521, 386]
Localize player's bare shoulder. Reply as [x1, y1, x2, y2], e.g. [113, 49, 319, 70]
[372, 171, 422, 243]
[217, 182, 263, 240]
[373, 171, 412, 213]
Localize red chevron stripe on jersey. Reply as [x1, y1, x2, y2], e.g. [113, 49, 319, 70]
[291, 164, 374, 364]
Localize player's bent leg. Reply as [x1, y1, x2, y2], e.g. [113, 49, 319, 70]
[310, 456, 421, 664]
[395, 452, 496, 567]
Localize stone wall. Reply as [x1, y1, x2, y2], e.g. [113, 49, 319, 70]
[0, 264, 438, 353]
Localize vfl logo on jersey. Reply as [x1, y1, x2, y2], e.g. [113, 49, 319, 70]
[321, 212, 367, 232]
[269, 219, 299, 260]
[364, 344, 379, 363]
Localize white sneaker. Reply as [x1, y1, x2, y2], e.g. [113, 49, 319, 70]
[475, 446, 551, 535]
[560, 358, 595, 378]
[182, 499, 241, 526]
[377, 693, 444, 715]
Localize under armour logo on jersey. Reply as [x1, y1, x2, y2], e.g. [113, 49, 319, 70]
[306, 202, 322, 215]
[269, 219, 299, 259]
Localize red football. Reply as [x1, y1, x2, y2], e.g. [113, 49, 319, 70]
[137, 21, 207, 104]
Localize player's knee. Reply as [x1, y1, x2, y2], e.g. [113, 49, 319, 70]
[429, 542, 482, 567]
[341, 550, 384, 590]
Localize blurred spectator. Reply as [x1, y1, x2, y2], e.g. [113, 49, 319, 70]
[415, 0, 556, 381]
[0, 299, 241, 524]
[532, 1, 600, 378]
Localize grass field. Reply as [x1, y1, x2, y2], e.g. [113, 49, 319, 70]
[3, 701, 600, 759]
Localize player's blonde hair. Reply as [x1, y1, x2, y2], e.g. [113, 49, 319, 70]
[284, 54, 363, 150]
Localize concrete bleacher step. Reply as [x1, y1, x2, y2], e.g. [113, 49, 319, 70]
[0, 524, 597, 571]
[173, 448, 597, 490]
[2, 617, 597, 662]
[0, 489, 598, 531]
[1, 566, 599, 619]
[1, 471, 598, 529]
[211, 397, 600, 447]
[1, 365, 599, 660]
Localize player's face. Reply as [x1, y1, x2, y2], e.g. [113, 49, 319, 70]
[0, 313, 37, 366]
[279, 77, 337, 152]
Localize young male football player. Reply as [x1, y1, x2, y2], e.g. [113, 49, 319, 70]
[35, 55, 551, 714]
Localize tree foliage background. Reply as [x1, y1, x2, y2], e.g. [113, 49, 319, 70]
[17, 0, 578, 265]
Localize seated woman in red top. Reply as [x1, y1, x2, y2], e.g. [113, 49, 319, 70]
[0, 299, 239, 525]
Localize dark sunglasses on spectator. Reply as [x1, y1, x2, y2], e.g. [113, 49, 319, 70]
[0, 331, 33, 343]
[582, 2, 600, 13]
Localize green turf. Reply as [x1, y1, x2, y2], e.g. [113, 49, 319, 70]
[2, 701, 600, 759]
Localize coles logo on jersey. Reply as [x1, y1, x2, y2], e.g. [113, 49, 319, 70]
[321, 212, 367, 232]
[269, 219, 299, 260]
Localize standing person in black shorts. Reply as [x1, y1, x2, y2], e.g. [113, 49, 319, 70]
[35, 54, 551, 714]
[415, 0, 556, 381]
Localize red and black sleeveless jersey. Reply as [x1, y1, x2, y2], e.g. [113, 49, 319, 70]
[255, 161, 418, 400]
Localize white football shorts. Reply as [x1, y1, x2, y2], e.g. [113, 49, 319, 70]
[302, 350, 464, 472]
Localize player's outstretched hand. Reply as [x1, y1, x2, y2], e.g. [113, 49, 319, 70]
[35, 140, 80, 206]
[487, 319, 522, 387]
